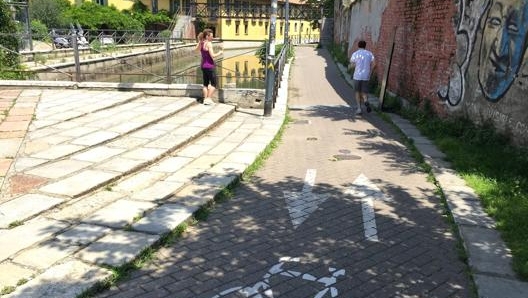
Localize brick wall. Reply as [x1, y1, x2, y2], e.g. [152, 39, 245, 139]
[336, 0, 528, 146]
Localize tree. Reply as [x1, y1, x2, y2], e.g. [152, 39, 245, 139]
[0, 0, 21, 78]
[302, 0, 334, 18]
[30, 0, 71, 29]
[63, 2, 143, 31]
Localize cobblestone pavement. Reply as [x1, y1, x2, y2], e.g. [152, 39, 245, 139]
[95, 47, 473, 298]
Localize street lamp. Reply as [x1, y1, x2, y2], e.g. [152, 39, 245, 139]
[7, 0, 32, 51]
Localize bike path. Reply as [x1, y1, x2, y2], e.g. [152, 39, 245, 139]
[95, 46, 472, 297]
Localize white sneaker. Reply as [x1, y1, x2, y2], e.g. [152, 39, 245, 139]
[203, 98, 215, 105]
[355, 108, 362, 115]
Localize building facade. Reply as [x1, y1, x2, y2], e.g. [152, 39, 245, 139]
[79, 0, 321, 42]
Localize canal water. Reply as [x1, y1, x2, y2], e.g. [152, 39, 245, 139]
[111, 48, 266, 89]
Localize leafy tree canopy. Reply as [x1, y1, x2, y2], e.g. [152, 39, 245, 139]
[63, 2, 143, 31]
[302, 0, 334, 17]
[0, 0, 20, 70]
[30, 0, 71, 29]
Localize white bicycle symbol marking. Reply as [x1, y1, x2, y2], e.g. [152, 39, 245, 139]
[212, 257, 346, 298]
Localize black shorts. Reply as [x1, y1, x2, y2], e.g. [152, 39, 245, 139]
[353, 80, 369, 93]
[202, 68, 217, 88]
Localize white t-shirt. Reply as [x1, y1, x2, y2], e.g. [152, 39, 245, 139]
[350, 49, 375, 81]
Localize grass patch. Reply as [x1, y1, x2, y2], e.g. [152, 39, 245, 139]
[77, 223, 189, 298]
[398, 105, 528, 280]
[8, 220, 23, 229]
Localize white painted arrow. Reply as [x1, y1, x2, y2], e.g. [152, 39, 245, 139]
[284, 169, 328, 229]
[347, 173, 392, 242]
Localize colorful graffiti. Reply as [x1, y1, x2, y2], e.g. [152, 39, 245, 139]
[440, 0, 528, 106]
[438, 0, 489, 106]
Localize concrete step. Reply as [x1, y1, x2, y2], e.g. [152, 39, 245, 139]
[0, 84, 288, 297]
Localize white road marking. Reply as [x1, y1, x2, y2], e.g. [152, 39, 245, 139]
[348, 173, 392, 242]
[283, 169, 328, 229]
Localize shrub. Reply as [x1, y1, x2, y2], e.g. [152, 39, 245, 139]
[31, 19, 50, 41]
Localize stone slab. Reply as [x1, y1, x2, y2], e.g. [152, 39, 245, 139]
[122, 147, 166, 160]
[48, 191, 124, 222]
[4, 260, 112, 298]
[0, 194, 64, 228]
[25, 159, 92, 179]
[415, 143, 446, 159]
[132, 203, 195, 234]
[55, 223, 112, 246]
[70, 146, 125, 162]
[0, 262, 36, 289]
[148, 156, 192, 173]
[130, 181, 184, 202]
[71, 131, 119, 146]
[0, 218, 69, 262]
[75, 230, 159, 266]
[445, 191, 496, 228]
[30, 144, 85, 160]
[82, 199, 155, 228]
[39, 170, 118, 197]
[434, 170, 467, 187]
[473, 274, 528, 298]
[0, 139, 22, 158]
[12, 240, 80, 270]
[168, 183, 217, 209]
[224, 151, 258, 165]
[13, 159, 48, 174]
[459, 225, 516, 277]
[112, 171, 166, 194]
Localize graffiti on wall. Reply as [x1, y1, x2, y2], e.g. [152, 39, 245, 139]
[439, 0, 528, 106]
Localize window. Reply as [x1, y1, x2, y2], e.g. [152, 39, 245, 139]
[244, 21, 248, 35]
[294, 23, 298, 32]
[94, 0, 107, 5]
[151, 0, 158, 13]
[235, 21, 240, 35]
[170, 0, 177, 15]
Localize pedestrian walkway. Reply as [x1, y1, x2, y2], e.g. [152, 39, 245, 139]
[89, 46, 525, 298]
[0, 45, 527, 298]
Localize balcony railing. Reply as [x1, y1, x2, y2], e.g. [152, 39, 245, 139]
[176, 3, 325, 20]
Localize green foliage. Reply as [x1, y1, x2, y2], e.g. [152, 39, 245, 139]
[0, 0, 21, 74]
[327, 42, 349, 66]
[399, 104, 528, 279]
[130, 0, 149, 13]
[30, 0, 71, 29]
[158, 29, 171, 38]
[304, 0, 334, 18]
[194, 17, 207, 35]
[31, 19, 50, 41]
[381, 94, 402, 112]
[123, 8, 171, 29]
[63, 2, 143, 31]
[255, 40, 294, 66]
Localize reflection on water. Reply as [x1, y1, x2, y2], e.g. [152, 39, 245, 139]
[106, 49, 265, 89]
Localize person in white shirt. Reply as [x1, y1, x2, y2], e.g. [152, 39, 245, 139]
[349, 40, 375, 115]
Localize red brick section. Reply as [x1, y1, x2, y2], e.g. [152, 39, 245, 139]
[0, 89, 35, 178]
[8, 174, 48, 196]
[363, 0, 457, 113]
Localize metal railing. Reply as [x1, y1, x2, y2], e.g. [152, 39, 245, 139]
[174, 3, 325, 20]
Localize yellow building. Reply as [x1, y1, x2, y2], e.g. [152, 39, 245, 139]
[78, 0, 321, 42]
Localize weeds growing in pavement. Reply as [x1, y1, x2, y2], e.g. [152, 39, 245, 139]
[77, 110, 292, 298]
[396, 104, 528, 280]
